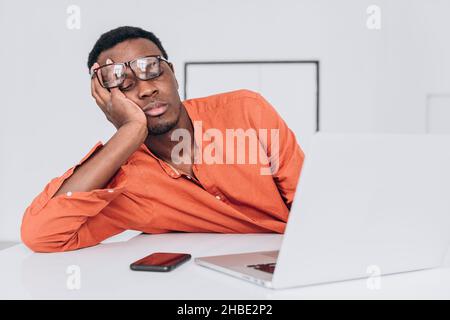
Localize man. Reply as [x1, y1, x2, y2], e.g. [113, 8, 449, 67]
[20, 26, 304, 253]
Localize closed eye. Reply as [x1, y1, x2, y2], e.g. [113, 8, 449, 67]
[119, 79, 135, 91]
[120, 84, 133, 91]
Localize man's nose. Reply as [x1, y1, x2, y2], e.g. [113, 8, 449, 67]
[137, 80, 158, 100]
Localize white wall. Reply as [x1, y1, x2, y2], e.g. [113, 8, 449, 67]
[1, 0, 450, 241]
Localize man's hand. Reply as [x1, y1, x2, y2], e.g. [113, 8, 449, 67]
[52, 58, 150, 197]
[90, 59, 147, 130]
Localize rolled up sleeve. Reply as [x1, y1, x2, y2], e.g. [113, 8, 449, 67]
[21, 142, 128, 253]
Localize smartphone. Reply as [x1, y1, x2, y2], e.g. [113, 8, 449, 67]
[130, 252, 191, 272]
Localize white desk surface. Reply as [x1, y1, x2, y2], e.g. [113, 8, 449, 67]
[1, 233, 449, 299]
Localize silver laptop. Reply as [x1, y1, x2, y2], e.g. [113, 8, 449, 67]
[195, 133, 450, 289]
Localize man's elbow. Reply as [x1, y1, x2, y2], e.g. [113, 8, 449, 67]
[20, 228, 58, 253]
[20, 223, 75, 253]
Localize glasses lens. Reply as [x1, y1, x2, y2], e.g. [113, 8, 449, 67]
[98, 64, 126, 88]
[130, 56, 161, 80]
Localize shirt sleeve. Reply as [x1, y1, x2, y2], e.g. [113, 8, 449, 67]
[250, 91, 306, 209]
[20, 141, 128, 253]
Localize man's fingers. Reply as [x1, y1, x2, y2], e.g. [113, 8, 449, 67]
[104, 58, 129, 104]
[109, 86, 125, 100]
[91, 82, 106, 111]
[90, 63, 102, 99]
[91, 62, 111, 108]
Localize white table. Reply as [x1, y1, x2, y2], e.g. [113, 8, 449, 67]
[1, 233, 449, 299]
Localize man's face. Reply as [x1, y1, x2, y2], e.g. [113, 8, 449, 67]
[97, 38, 181, 135]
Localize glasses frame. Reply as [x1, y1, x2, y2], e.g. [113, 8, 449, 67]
[91, 55, 171, 90]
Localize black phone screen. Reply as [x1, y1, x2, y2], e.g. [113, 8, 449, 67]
[130, 252, 191, 272]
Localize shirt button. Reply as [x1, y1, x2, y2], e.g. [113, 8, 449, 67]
[215, 195, 221, 200]
[66, 191, 72, 197]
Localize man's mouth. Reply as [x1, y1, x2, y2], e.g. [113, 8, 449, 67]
[143, 101, 169, 117]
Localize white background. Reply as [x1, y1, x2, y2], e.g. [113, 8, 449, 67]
[1, 0, 450, 242]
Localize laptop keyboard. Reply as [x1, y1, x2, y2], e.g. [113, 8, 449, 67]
[246, 262, 277, 274]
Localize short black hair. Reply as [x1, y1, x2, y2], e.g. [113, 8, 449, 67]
[87, 26, 168, 71]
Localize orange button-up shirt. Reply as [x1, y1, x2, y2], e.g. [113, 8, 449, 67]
[21, 89, 305, 252]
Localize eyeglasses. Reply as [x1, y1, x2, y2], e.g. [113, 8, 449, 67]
[91, 55, 171, 90]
